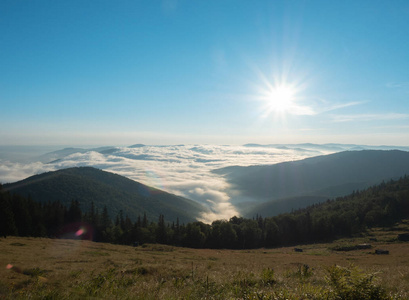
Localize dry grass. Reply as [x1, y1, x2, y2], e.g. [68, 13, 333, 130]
[1, 225, 409, 299]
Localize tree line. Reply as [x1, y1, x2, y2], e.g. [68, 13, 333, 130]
[1, 175, 409, 249]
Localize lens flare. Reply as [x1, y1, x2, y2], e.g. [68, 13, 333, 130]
[75, 227, 86, 237]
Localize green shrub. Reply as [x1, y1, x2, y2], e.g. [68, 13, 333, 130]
[261, 268, 275, 285]
[286, 264, 313, 280]
[326, 265, 388, 300]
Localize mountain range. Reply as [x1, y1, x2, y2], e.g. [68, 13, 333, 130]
[215, 150, 409, 216]
[3, 167, 208, 224]
[3, 148, 409, 222]
[27, 143, 409, 164]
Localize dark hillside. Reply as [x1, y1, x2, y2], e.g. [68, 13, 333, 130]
[4, 167, 207, 223]
[215, 150, 409, 203]
[3, 172, 409, 250]
[242, 195, 328, 218]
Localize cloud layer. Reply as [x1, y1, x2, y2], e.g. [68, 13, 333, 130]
[1, 143, 391, 222]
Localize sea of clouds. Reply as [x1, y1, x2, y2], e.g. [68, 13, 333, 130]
[1, 143, 399, 222]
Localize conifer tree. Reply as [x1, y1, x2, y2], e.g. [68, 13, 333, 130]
[0, 190, 18, 237]
[100, 205, 112, 236]
[142, 212, 148, 228]
[11, 194, 32, 236]
[157, 214, 166, 244]
[66, 200, 82, 223]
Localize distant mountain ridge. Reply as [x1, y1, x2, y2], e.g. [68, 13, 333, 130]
[38, 146, 117, 163]
[4, 167, 208, 223]
[215, 150, 409, 215]
[34, 143, 409, 164]
[243, 143, 409, 153]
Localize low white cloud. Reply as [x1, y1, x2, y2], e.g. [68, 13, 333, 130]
[290, 104, 316, 116]
[0, 160, 54, 184]
[289, 100, 367, 116]
[331, 113, 409, 123]
[318, 101, 367, 114]
[0, 144, 329, 222]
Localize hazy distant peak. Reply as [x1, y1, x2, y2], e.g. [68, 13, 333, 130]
[242, 143, 409, 153]
[128, 144, 146, 148]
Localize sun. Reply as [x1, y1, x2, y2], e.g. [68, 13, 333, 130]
[267, 84, 295, 113]
[253, 69, 314, 119]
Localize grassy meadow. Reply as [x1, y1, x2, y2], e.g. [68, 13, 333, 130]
[1, 222, 409, 299]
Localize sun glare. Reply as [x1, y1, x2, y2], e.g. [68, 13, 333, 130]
[268, 85, 295, 113]
[253, 68, 314, 119]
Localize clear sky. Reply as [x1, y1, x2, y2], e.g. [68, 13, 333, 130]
[1, 0, 409, 146]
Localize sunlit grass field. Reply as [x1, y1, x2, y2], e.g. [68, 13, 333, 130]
[1, 222, 409, 299]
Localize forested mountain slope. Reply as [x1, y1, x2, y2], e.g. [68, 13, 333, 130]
[241, 195, 328, 218]
[2, 171, 409, 249]
[4, 167, 207, 223]
[215, 150, 409, 204]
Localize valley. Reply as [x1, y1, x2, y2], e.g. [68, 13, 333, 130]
[2, 145, 409, 299]
[3, 1, 409, 298]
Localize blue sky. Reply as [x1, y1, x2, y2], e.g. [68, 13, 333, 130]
[1, 0, 409, 146]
